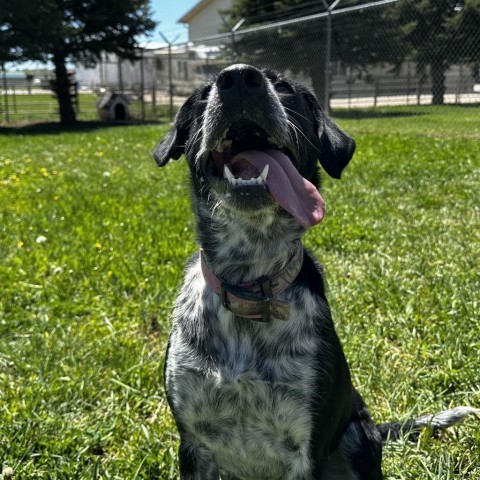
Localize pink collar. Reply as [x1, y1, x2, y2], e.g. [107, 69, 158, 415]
[200, 243, 304, 322]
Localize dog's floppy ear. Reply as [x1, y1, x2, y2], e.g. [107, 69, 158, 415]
[153, 92, 196, 167]
[319, 115, 356, 179]
[304, 91, 355, 179]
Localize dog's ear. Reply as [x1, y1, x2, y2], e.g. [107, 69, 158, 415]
[304, 91, 355, 179]
[319, 115, 356, 179]
[153, 92, 196, 167]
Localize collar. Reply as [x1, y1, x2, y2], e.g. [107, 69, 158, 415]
[200, 243, 304, 322]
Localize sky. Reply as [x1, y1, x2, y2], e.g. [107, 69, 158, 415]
[149, 0, 199, 44]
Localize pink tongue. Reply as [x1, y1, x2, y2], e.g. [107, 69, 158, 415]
[231, 150, 325, 227]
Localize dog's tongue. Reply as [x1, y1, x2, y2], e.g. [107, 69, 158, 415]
[231, 149, 325, 227]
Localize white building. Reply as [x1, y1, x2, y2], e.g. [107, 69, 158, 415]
[179, 0, 233, 41]
[75, 50, 158, 91]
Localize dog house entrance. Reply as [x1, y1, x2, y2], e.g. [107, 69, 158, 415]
[114, 103, 126, 120]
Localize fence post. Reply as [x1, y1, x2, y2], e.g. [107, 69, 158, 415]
[160, 33, 180, 122]
[118, 57, 124, 93]
[320, 0, 340, 114]
[167, 42, 173, 121]
[456, 64, 463, 104]
[322, 1, 331, 114]
[348, 77, 352, 109]
[12, 85, 17, 113]
[152, 59, 157, 118]
[2, 63, 9, 124]
[140, 48, 145, 122]
[407, 62, 411, 105]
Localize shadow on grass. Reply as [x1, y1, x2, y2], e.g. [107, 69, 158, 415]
[0, 120, 168, 136]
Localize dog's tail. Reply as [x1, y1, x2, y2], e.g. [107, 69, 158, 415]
[377, 406, 480, 444]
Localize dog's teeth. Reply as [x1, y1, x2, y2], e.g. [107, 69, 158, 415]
[224, 166, 268, 188]
[260, 164, 269, 182]
[224, 165, 235, 184]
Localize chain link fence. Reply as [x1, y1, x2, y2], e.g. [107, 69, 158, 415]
[2, 0, 479, 124]
[155, 0, 479, 114]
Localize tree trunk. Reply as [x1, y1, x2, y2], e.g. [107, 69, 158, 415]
[53, 52, 76, 124]
[430, 58, 446, 106]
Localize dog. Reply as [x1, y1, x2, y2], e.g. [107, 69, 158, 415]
[154, 64, 478, 479]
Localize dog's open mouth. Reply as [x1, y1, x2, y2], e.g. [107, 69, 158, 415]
[207, 120, 325, 228]
[209, 120, 284, 184]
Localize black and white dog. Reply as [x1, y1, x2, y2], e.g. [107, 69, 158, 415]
[154, 65, 478, 479]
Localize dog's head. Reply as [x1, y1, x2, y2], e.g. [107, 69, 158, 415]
[154, 64, 354, 229]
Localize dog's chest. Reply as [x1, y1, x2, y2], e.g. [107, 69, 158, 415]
[166, 265, 322, 478]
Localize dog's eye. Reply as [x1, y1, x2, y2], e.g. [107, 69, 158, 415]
[274, 82, 293, 94]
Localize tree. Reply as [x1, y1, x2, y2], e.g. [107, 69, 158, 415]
[0, 0, 155, 124]
[395, 0, 480, 105]
[221, 0, 404, 109]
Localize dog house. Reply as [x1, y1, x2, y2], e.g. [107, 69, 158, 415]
[97, 93, 130, 121]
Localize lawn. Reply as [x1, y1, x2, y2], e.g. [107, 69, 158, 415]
[0, 106, 479, 479]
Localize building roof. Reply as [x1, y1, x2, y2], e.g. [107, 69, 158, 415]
[97, 93, 130, 110]
[178, 0, 216, 23]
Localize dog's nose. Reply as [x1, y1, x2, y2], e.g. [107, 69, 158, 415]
[216, 64, 264, 97]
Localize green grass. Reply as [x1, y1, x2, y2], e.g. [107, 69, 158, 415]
[1, 106, 479, 478]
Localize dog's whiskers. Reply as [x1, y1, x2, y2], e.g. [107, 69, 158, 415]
[187, 111, 207, 148]
[283, 105, 315, 125]
[287, 116, 322, 155]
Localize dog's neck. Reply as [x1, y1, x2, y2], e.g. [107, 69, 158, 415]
[195, 202, 304, 285]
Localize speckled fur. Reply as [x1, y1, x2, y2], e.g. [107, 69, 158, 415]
[155, 65, 383, 479]
[167, 256, 325, 479]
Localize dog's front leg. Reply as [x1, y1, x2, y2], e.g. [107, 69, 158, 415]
[178, 435, 219, 480]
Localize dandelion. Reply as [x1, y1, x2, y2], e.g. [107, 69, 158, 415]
[2, 466, 14, 478]
[95, 242, 102, 249]
[17, 241, 24, 248]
